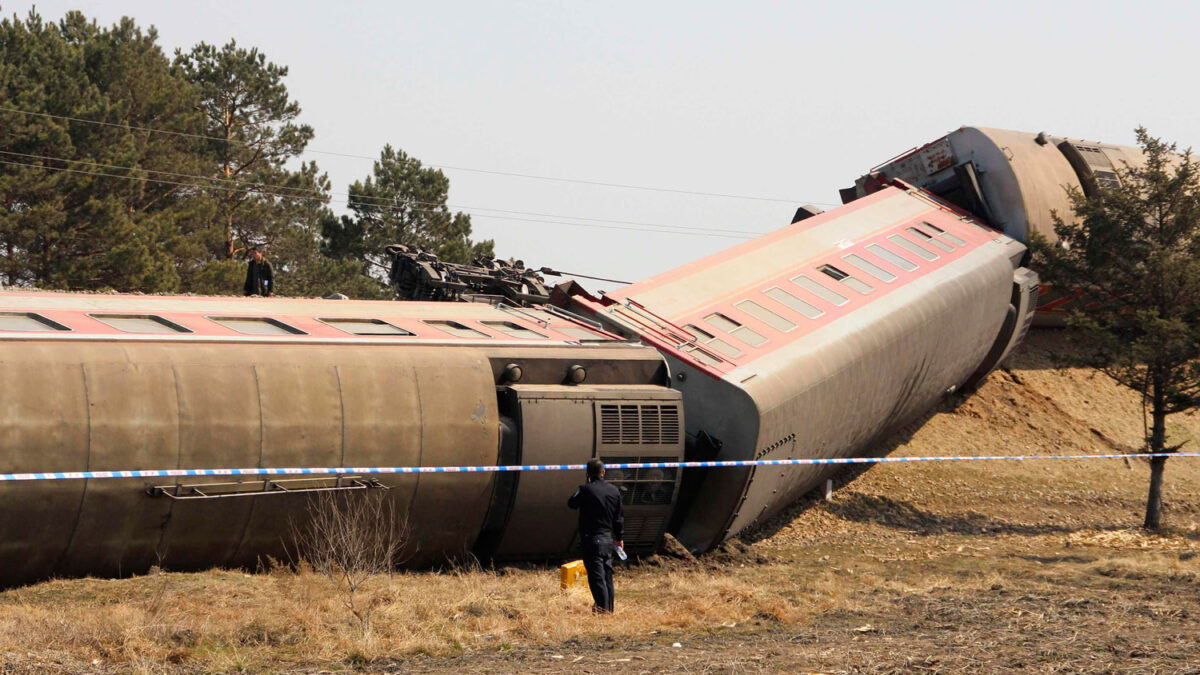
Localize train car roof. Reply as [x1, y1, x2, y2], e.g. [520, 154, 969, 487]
[590, 185, 1017, 375]
[0, 289, 623, 344]
[607, 185, 997, 316]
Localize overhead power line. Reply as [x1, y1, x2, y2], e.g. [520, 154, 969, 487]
[0, 156, 757, 240]
[0, 149, 764, 237]
[0, 105, 837, 205]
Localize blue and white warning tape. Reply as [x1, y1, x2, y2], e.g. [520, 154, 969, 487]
[1, 452, 1198, 482]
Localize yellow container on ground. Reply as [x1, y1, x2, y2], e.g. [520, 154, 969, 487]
[560, 560, 587, 589]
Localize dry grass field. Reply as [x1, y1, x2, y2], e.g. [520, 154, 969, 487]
[1, 330, 1198, 673]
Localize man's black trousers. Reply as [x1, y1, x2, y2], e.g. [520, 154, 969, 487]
[581, 534, 615, 612]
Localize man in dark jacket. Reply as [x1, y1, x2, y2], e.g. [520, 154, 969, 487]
[567, 458, 624, 613]
[243, 248, 275, 297]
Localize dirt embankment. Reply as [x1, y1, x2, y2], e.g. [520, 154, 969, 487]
[2, 330, 1198, 674]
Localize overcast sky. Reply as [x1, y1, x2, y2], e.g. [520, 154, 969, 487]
[10, 1, 1200, 291]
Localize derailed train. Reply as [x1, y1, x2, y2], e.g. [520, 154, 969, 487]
[0, 134, 1060, 586]
[842, 126, 1149, 323]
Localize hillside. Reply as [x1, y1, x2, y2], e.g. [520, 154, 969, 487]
[1, 330, 1197, 674]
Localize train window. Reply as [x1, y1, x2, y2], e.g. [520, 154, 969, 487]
[817, 264, 873, 294]
[734, 300, 797, 332]
[842, 254, 896, 282]
[208, 316, 306, 335]
[481, 320, 547, 339]
[704, 312, 767, 347]
[424, 320, 488, 338]
[763, 287, 823, 318]
[684, 324, 742, 358]
[555, 325, 612, 341]
[90, 314, 192, 334]
[887, 234, 938, 261]
[865, 243, 918, 271]
[790, 274, 848, 306]
[907, 226, 954, 252]
[682, 345, 722, 366]
[0, 311, 69, 332]
[920, 221, 967, 247]
[319, 318, 413, 336]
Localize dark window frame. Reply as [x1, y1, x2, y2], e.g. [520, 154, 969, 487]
[734, 299, 798, 332]
[480, 320, 549, 339]
[907, 226, 954, 252]
[762, 286, 824, 319]
[89, 313, 193, 334]
[207, 316, 307, 335]
[865, 243, 918, 271]
[842, 253, 897, 283]
[817, 264, 874, 294]
[790, 274, 849, 306]
[423, 319, 490, 339]
[317, 317, 414, 336]
[887, 233, 939, 261]
[0, 311, 71, 332]
[920, 221, 967, 247]
[704, 311, 768, 347]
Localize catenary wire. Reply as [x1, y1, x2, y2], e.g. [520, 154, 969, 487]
[0, 105, 838, 205]
[0, 149, 767, 238]
[0, 157, 755, 240]
[0, 157, 757, 240]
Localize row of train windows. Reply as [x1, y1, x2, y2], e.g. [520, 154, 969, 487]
[0, 312, 557, 339]
[682, 222, 967, 360]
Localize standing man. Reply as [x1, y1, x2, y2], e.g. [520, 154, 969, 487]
[567, 458, 624, 613]
[243, 247, 275, 297]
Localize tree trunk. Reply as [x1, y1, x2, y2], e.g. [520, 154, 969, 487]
[1143, 379, 1168, 530]
[223, 107, 234, 259]
[1144, 456, 1166, 530]
[225, 210, 235, 259]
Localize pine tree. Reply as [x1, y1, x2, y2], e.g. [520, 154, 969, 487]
[0, 10, 206, 291]
[1032, 128, 1200, 530]
[172, 39, 314, 263]
[324, 145, 494, 276]
[1, 11, 490, 299]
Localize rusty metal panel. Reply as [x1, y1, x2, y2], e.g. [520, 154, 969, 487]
[157, 362, 261, 570]
[661, 357, 759, 553]
[336, 362, 422, 560]
[493, 384, 683, 558]
[876, 137, 956, 185]
[493, 386, 595, 558]
[959, 127, 1083, 243]
[58, 359, 179, 578]
[225, 360, 342, 567]
[0, 352, 89, 585]
[0, 342, 506, 584]
[406, 354, 498, 563]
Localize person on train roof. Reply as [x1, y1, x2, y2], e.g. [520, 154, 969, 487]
[243, 247, 275, 297]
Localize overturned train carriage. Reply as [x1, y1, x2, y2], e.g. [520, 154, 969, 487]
[0, 185, 1033, 585]
[841, 126, 1151, 323]
[562, 185, 1036, 551]
[0, 298, 684, 586]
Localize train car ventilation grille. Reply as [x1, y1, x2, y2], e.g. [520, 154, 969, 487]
[601, 456, 678, 507]
[599, 404, 681, 445]
[621, 514, 666, 547]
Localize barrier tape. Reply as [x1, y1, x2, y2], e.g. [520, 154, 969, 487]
[1, 452, 1198, 482]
